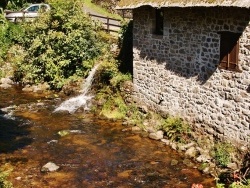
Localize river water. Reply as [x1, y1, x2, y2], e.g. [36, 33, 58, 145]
[0, 86, 215, 188]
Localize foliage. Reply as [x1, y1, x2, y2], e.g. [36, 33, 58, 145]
[1, 0, 44, 10]
[100, 93, 128, 119]
[216, 179, 250, 188]
[162, 117, 190, 142]
[212, 142, 235, 167]
[0, 169, 12, 188]
[110, 72, 131, 88]
[216, 183, 225, 188]
[228, 181, 250, 188]
[97, 60, 119, 84]
[0, 13, 24, 65]
[9, 0, 104, 89]
[6, 0, 28, 10]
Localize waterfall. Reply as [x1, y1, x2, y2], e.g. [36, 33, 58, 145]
[54, 64, 99, 113]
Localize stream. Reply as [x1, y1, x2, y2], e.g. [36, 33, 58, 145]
[0, 86, 215, 188]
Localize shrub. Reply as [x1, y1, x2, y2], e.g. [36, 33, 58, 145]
[0, 16, 24, 74]
[0, 169, 12, 188]
[11, 0, 104, 89]
[212, 142, 235, 167]
[110, 72, 131, 89]
[100, 94, 128, 119]
[162, 117, 190, 142]
[97, 60, 119, 85]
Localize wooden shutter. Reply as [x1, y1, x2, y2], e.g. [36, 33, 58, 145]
[219, 32, 240, 71]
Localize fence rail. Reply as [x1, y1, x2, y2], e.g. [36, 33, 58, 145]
[89, 13, 121, 33]
[4, 12, 123, 33]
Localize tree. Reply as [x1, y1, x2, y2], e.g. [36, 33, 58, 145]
[0, 0, 44, 10]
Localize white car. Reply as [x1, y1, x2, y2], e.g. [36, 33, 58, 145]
[5, 3, 50, 22]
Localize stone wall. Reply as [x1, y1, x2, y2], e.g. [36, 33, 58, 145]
[132, 7, 250, 143]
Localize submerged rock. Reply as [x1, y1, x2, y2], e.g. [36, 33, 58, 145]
[57, 130, 84, 137]
[57, 130, 70, 137]
[171, 159, 179, 166]
[41, 162, 60, 172]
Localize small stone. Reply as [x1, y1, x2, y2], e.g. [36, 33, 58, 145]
[171, 142, 177, 150]
[22, 87, 33, 92]
[179, 142, 195, 151]
[183, 158, 194, 167]
[185, 147, 197, 158]
[196, 154, 211, 163]
[0, 83, 12, 89]
[202, 167, 210, 174]
[161, 138, 170, 145]
[146, 127, 156, 133]
[148, 130, 164, 140]
[47, 140, 58, 144]
[0, 77, 13, 85]
[227, 163, 238, 170]
[170, 159, 179, 166]
[131, 126, 141, 132]
[41, 162, 59, 172]
[15, 177, 22, 180]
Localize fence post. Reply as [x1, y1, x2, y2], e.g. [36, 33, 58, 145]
[107, 17, 110, 33]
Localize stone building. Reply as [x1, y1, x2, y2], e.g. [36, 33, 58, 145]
[117, 0, 250, 144]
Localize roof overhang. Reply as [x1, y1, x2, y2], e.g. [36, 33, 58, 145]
[116, 0, 250, 10]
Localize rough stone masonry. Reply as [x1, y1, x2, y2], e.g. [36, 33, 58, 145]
[132, 6, 250, 144]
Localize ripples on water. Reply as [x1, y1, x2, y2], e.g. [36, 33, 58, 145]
[0, 87, 215, 188]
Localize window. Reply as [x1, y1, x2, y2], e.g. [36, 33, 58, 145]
[27, 5, 39, 12]
[219, 32, 241, 71]
[154, 9, 163, 35]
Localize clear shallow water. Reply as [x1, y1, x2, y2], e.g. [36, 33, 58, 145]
[0, 87, 215, 188]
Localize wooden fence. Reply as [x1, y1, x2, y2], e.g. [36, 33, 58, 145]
[88, 13, 121, 33]
[4, 12, 122, 33]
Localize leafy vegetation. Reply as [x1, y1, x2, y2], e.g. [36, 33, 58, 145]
[0, 169, 12, 188]
[162, 117, 190, 142]
[212, 142, 235, 167]
[4, 0, 106, 89]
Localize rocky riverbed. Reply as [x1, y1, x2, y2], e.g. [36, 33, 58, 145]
[0, 84, 216, 187]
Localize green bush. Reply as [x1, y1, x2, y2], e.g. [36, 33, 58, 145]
[100, 94, 128, 119]
[0, 169, 12, 188]
[10, 0, 104, 89]
[212, 142, 235, 167]
[97, 60, 119, 84]
[162, 117, 190, 142]
[110, 72, 131, 88]
[0, 14, 22, 63]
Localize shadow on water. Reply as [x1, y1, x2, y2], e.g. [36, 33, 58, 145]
[0, 110, 32, 153]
